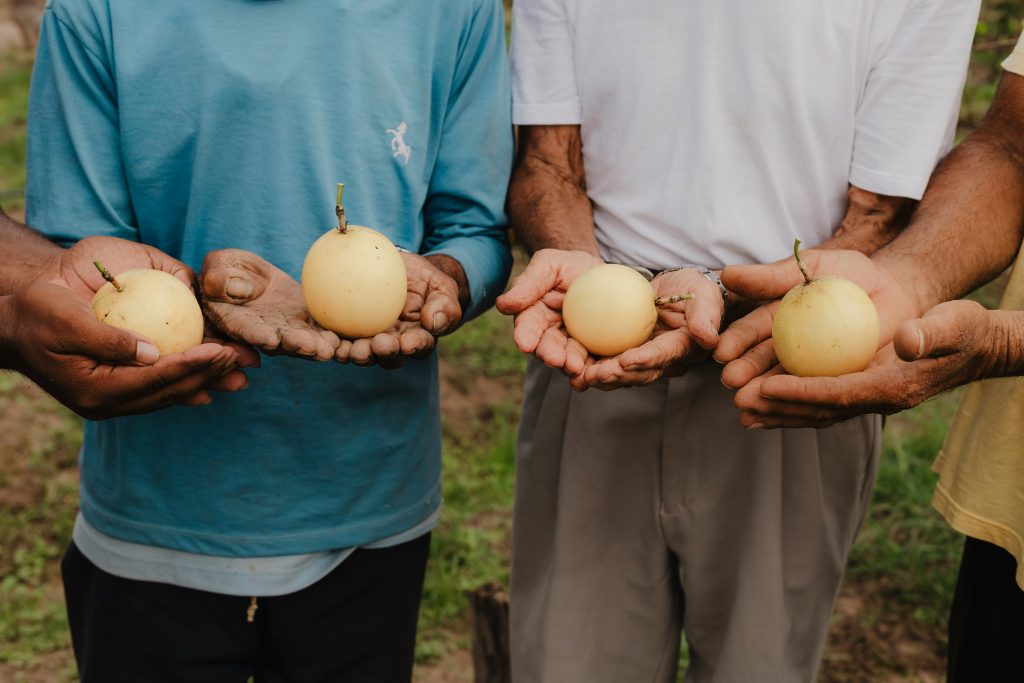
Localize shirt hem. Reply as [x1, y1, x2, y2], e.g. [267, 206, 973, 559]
[932, 484, 1024, 591]
[79, 481, 443, 557]
[849, 163, 930, 201]
[1003, 49, 1024, 77]
[512, 102, 582, 125]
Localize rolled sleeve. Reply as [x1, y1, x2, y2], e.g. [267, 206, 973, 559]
[511, 0, 582, 126]
[851, 0, 981, 200]
[422, 0, 513, 321]
[26, 6, 138, 245]
[1003, 32, 1024, 76]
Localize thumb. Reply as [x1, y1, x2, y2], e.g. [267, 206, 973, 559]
[894, 301, 987, 361]
[64, 305, 161, 366]
[19, 283, 161, 366]
[420, 288, 462, 336]
[720, 261, 803, 302]
[496, 256, 560, 315]
[200, 249, 270, 304]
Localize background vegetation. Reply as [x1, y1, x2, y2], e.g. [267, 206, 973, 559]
[1, 2, 1023, 681]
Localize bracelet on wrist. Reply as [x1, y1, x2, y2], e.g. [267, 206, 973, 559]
[658, 264, 729, 304]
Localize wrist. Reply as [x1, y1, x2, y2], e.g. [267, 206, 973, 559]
[874, 255, 933, 318]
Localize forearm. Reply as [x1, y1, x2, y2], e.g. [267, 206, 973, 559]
[0, 209, 63, 294]
[508, 126, 601, 256]
[818, 185, 914, 255]
[875, 75, 1024, 313]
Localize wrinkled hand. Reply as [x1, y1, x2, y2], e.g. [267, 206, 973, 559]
[572, 267, 724, 390]
[4, 236, 254, 419]
[714, 249, 919, 389]
[333, 252, 462, 368]
[731, 300, 1009, 428]
[495, 249, 604, 376]
[201, 249, 341, 361]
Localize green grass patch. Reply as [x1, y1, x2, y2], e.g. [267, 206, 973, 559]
[416, 401, 518, 662]
[0, 52, 31, 211]
[847, 392, 965, 627]
[440, 307, 525, 380]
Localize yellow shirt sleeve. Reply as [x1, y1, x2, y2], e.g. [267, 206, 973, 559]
[933, 247, 1024, 590]
[1002, 32, 1024, 75]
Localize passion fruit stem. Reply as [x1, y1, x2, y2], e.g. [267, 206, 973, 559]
[654, 293, 695, 307]
[793, 238, 811, 285]
[335, 183, 349, 234]
[93, 260, 124, 292]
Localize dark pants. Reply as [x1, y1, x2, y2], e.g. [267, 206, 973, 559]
[948, 537, 1024, 682]
[61, 534, 431, 683]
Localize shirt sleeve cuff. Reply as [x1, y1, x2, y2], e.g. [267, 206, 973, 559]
[512, 101, 583, 125]
[1004, 48, 1024, 77]
[426, 236, 513, 322]
[849, 162, 932, 201]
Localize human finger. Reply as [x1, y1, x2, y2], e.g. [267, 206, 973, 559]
[721, 338, 778, 389]
[619, 329, 693, 373]
[894, 300, 988, 361]
[512, 303, 558, 354]
[200, 249, 272, 304]
[715, 302, 777, 363]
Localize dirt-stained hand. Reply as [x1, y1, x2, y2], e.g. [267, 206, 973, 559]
[201, 249, 341, 361]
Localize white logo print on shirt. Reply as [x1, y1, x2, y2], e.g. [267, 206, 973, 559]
[387, 122, 412, 166]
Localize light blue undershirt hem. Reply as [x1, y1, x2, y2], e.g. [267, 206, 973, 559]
[72, 507, 440, 598]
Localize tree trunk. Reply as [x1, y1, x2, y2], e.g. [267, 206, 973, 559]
[470, 582, 511, 683]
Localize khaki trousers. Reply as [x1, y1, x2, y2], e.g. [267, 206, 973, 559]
[510, 359, 880, 683]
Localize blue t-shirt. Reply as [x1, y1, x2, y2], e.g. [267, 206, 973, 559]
[26, 0, 513, 557]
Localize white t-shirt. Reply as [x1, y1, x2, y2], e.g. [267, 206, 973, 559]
[511, 0, 980, 269]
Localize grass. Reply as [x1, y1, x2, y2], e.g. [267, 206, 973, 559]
[417, 308, 523, 663]
[847, 394, 965, 627]
[0, 373, 80, 682]
[0, 51, 30, 212]
[417, 402, 518, 661]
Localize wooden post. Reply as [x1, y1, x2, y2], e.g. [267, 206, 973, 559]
[470, 582, 511, 683]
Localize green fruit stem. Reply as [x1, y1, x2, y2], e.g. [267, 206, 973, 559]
[335, 183, 349, 234]
[654, 293, 695, 307]
[93, 260, 124, 292]
[793, 238, 811, 285]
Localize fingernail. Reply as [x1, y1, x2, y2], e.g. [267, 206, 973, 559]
[226, 277, 254, 300]
[748, 423, 765, 430]
[136, 341, 159, 364]
[915, 329, 925, 360]
[432, 312, 448, 331]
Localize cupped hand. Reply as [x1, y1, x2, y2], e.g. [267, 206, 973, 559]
[201, 249, 341, 361]
[51, 235, 194, 297]
[714, 249, 920, 389]
[731, 300, 1007, 428]
[6, 268, 247, 421]
[495, 249, 603, 376]
[571, 267, 724, 390]
[332, 252, 463, 368]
